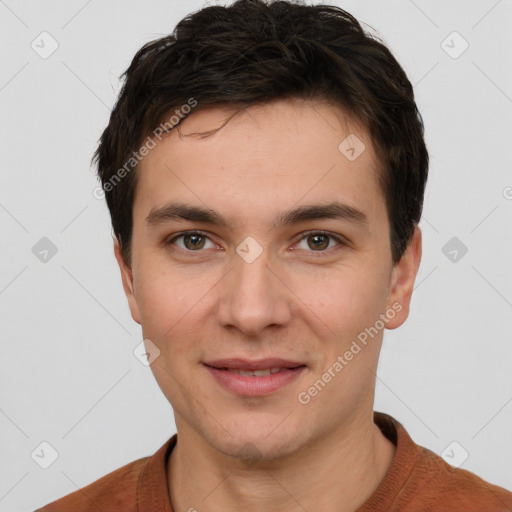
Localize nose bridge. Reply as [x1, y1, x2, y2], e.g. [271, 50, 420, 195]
[217, 243, 291, 335]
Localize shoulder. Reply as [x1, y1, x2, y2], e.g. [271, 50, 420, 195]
[410, 444, 512, 511]
[373, 412, 512, 512]
[34, 455, 149, 512]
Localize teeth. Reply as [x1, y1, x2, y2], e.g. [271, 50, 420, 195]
[225, 367, 283, 376]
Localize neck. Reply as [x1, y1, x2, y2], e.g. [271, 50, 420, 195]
[168, 410, 396, 512]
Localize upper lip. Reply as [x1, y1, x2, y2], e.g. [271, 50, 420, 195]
[204, 358, 305, 370]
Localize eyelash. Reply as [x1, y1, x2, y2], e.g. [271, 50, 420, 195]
[165, 230, 346, 255]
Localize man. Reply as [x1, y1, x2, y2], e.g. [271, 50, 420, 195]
[37, 0, 512, 510]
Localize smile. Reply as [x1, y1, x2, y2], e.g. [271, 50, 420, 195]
[203, 360, 306, 396]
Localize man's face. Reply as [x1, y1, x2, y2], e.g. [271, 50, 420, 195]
[116, 98, 420, 461]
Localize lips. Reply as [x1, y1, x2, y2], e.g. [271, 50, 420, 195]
[203, 358, 306, 396]
[203, 358, 305, 372]
[223, 367, 284, 376]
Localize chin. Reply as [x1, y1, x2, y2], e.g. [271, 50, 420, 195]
[207, 424, 304, 465]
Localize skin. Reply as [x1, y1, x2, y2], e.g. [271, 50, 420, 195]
[114, 98, 422, 512]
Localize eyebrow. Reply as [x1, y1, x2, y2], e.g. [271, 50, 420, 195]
[145, 200, 368, 231]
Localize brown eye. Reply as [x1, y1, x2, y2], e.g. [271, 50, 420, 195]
[295, 232, 343, 253]
[167, 231, 215, 251]
[307, 234, 330, 250]
[183, 233, 206, 250]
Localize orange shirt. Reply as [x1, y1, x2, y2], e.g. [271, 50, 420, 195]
[36, 412, 512, 511]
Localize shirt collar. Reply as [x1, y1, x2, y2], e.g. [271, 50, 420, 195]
[136, 411, 417, 511]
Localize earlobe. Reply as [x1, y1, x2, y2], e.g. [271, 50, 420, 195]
[385, 225, 422, 330]
[113, 240, 142, 325]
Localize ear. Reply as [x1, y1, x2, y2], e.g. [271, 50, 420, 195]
[385, 225, 422, 329]
[113, 240, 142, 325]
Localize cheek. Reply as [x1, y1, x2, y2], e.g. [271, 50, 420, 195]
[133, 260, 220, 356]
[296, 266, 390, 338]
[133, 263, 189, 336]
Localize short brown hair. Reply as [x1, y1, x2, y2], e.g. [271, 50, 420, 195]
[92, 0, 428, 267]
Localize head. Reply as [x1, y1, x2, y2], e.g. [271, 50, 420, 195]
[93, 0, 427, 462]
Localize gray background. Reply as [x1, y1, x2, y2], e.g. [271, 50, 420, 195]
[1, 0, 511, 510]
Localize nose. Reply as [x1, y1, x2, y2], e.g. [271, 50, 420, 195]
[216, 247, 292, 337]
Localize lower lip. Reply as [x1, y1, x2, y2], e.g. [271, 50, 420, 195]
[205, 365, 306, 396]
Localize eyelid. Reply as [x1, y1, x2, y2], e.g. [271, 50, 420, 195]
[295, 229, 347, 245]
[166, 229, 348, 252]
[291, 230, 347, 253]
[166, 230, 218, 250]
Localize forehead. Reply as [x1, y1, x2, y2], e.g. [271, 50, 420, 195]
[134, 98, 385, 229]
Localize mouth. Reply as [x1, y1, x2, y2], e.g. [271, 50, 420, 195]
[203, 358, 307, 396]
[207, 367, 299, 377]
